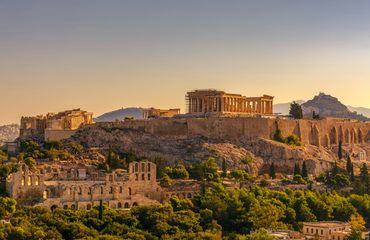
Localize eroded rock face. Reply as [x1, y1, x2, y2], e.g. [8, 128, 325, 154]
[69, 124, 370, 176]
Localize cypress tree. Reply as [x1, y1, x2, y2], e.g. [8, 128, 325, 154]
[269, 162, 276, 179]
[302, 161, 308, 178]
[293, 162, 301, 176]
[346, 156, 352, 174]
[99, 200, 103, 220]
[338, 140, 343, 160]
[222, 159, 227, 178]
[350, 162, 355, 182]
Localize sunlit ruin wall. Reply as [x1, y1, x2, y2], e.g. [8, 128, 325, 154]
[89, 117, 370, 147]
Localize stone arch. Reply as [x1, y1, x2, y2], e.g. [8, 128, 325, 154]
[132, 202, 138, 207]
[87, 204, 92, 210]
[329, 127, 338, 145]
[124, 202, 130, 208]
[71, 204, 76, 210]
[111, 203, 116, 209]
[51, 205, 58, 211]
[344, 129, 350, 144]
[63, 204, 68, 210]
[187, 193, 192, 198]
[117, 202, 122, 208]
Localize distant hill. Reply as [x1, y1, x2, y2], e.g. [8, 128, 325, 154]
[0, 124, 19, 146]
[274, 95, 370, 120]
[301, 93, 369, 121]
[94, 108, 143, 122]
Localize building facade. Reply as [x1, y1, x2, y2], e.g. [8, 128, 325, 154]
[186, 90, 274, 116]
[6, 161, 199, 210]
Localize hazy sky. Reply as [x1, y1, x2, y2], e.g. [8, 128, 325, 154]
[1, 1, 370, 124]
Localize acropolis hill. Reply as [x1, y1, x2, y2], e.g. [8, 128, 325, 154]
[66, 90, 370, 176]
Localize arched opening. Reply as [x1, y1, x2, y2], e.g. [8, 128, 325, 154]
[111, 203, 116, 209]
[351, 129, 357, 144]
[118, 202, 122, 208]
[100, 186, 104, 194]
[71, 204, 76, 210]
[132, 202, 138, 207]
[51, 205, 58, 211]
[344, 129, 350, 144]
[109, 187, 113, 194]
[43, 190, 49, 199]
[124, 202, 130, 208]
[119, 186, 123, 193]
[128, 187, 132, 196]
[141, 163, 145, 172]
[358, 130, 364, 144]
[148, 174, 151, 181]
[330, 127, 338, 145]
[69, 187, 73, 196]
[88, 187, 92, 195]
[87, 204, 92, 210]
[27, 176, 32, 186]
[135, 163, 138, 172]
[141, 173, 145, 180]
[148, 162, 151, 171]
[78, 187, 82, 195]
[63, 205, 68, 210]
[187, 193, 192, 198]
[21, 176, 25, 186]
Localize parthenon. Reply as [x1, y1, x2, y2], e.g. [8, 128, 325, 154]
[186, 90, 274, 116]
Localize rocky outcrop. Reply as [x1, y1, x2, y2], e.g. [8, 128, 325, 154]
[69, 123, 363, 176]
[0, 124, 19, 146]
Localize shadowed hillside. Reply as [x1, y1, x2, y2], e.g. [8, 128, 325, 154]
[94, 108, 143, 122]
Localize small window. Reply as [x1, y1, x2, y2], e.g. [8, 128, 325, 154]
[135, 163, 138, 172]
[119, 186, 123, 193]
[135, 174, 138, 181]
[148, 163, 151, 171]
[109, 187, 113, 194]
[321, 230, 323, 235]
[148, 174, 151, 181]
[87, 204, 92, 210]
[141, 163, 145, 171]
[101, 187, 104, 194]
[43, 190, 48, 199]
[78, 187, 82, 195]
[88, 188, 92, 195]
[128, 187, 132, 196]
[118, 202, 122, 208]
[21, 176, 25, 186]
[142, 173, 145, 180]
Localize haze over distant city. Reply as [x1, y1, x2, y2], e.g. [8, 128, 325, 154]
[1, 0, 370, 125]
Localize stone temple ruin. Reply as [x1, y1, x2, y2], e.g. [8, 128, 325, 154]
[186, 89, 274, 116]
[6, 161, 199, 210]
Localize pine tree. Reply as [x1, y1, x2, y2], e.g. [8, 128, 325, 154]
[302, 161, 308, 178]
[269, 162, 276, 179]
[350, 162, 355, 182]
[289, 102, 303, 119]
[293, 162, 301, 176]
[360, 163, 368, 182]
[222, 159, 227, 178]
[332, 161, 339, 176]
[338, 140, 343, 160]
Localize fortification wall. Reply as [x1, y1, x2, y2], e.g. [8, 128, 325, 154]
[93, 117, 370, 147]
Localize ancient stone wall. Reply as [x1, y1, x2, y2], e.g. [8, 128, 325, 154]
[92, 117, 370, 147]
[44, 129, 77, 141]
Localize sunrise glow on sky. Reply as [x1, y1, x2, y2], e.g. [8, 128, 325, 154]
[1, 1, 370, 124]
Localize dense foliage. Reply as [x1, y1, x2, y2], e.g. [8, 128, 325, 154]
[0, 184, 369, 239]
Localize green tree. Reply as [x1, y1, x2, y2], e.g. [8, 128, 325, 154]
[189, 157, 220, 182]
[346, 156, 352, 174]
[269, 162, 276, 179]
[24, 157, 36, 168]
[160, 174, 172, 187]
[0, 197, 16, 219]
[289, 101, 303, 119]
[345, 230, 362, 240]
[247, 228, 277, 240]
